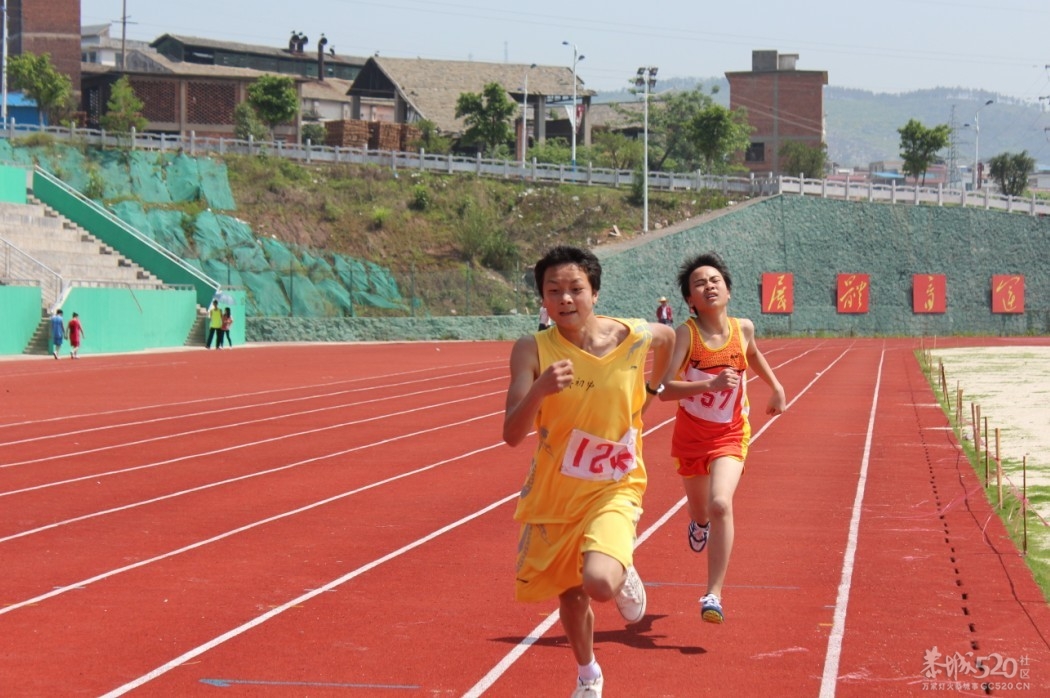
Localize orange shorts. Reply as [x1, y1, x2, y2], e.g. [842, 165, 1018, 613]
[673, 431, 748, 477]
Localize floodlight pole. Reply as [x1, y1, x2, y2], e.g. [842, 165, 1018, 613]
[520, 63, 536, 167]
[634, 66, 658, 232]
[973, 99, 993, 190]
[562, 41, 584, 170]
[2, 1, 8, 126]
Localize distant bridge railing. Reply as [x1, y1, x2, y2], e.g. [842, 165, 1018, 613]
[4, 122, 1048, 216]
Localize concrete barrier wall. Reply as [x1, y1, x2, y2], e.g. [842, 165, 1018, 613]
[0, 285, 42, 353]
[59, 287, 199, 355]
[598, 196, 1049, 336]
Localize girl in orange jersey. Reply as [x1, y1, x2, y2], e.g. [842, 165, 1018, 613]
[658, 252, 786, 624]
[503, 246, 675, 698]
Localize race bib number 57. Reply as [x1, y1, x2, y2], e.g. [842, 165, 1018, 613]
[561, 428, 639, 481]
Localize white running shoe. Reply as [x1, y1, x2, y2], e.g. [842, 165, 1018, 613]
[571, 674, 603, 698]
[615, 566, 647, 623]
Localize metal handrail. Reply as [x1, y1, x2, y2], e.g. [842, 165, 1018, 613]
[0, 237, 65, 306]
[32, 167, 221, 293]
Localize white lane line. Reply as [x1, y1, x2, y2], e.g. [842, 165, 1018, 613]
[0, 367, 503, 450]
[0, 408, 503, 542]
[1, 377, 504, 470]
[97, 490, 522, 698]
[819, 349, 885, 697]
[0, 387, 503, 490]
[0, 438, 509, 614]
[463, 345, 854, 697]
[0, 358, 504, 431]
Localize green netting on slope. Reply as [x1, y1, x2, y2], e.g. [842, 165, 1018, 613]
[299, 249, 336, 282]
[239, 270, 289, 316]
[146, 209, 193, 257]
[279, 272, 332, 317]
[314, 278, 353, 315]
[48, 148, 91, 193]
[192, 210, 228, 261]
[0, 140, 16, 164]
[333, 255, 369, 292]
[164, 153, 202, 202]
[366, 260, 401, 299]
[259, 236, 297, 270]
[128, 151, 172, 204]
[197, 159, 236, 210]
[201, 259, 243, 290]
[107, 202, 194, 258]
[96, 151, 135, 200]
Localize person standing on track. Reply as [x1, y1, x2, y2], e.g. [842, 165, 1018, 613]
[205, 300, 222, 349]
[50, 308, 65, 359]
[657, 252, 786, 624]
[67, 312, 85, 359]
[503, 245, 675, 698]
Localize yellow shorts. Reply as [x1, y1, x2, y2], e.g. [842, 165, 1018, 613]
[514, 496, 642, 603]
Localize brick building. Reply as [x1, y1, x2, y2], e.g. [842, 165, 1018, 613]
[5, 0, 81, 96]
[726, 50, 828, 176]
[81, 50, 305, 141]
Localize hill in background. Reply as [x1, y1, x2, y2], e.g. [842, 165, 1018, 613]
[596, 79, 1050, 171]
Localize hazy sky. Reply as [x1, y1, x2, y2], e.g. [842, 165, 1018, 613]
[81, 0, 1050, 102]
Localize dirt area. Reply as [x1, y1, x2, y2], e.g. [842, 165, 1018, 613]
[930, 346, 1050, 521]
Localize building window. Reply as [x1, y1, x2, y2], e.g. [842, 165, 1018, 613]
[745, 142, 765, 162]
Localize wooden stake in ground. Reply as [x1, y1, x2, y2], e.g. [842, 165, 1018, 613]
[996, 427, 1003, 508]
[1023, 455, 1028, 555]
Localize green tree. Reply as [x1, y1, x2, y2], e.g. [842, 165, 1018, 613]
[301, 122, 325, 145]
[527, 137, 572, 165]
[648, 86, 719, 171]
[690, 104, 753, 174]
[897, 119, 950, 185]
[455, 82, 518, 156]
[245, 75, 299, 138]
[233, 102, 269, 141]
[7, 52, 74, 125]
[100, 76, 147, 134]
[591, 130, 643, 170]
[779, 141, 828, 178]
[406, 119, 452, 154]
[988, 151, 1035, 197]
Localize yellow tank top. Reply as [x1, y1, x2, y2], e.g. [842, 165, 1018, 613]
[513, 317, 651, 524]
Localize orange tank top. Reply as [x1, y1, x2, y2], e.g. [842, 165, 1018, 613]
[670, 317, 751, 458]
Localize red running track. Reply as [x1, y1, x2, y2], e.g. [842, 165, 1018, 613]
[0, 338, 1047, 697]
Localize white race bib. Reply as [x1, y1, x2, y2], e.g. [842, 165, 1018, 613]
[680, 366, 743, 424]
[560, 428, 639, 481]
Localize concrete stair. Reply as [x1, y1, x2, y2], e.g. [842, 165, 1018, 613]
[0, 199, 165, 292]
[23, 313, 53, 356]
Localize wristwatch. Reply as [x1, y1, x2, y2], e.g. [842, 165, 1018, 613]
[645, 382, 665, 396]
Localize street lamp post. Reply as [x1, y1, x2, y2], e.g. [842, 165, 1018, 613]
[562, 41, 584, 169]
[634, 66, 658, 232]
[520, 63, 536, 168]
[973, 99, 993, 190]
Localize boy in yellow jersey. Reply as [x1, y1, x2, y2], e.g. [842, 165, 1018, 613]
[503, 246, 675, 698]
[658, 252, 786, 624]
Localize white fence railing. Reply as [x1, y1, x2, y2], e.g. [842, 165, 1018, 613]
[4, 122, 1048, 216]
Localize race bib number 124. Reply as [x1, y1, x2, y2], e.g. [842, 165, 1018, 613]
[561, 428, 639, 481]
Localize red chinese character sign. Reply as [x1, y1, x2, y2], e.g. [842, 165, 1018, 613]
[992, 275, 1024, 314]
[912, 274, 946, 313]
[837, 274, 870, 313]
[761, 273, 794, 313]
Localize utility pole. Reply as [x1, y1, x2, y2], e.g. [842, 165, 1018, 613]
[947, 105, 960, 190]
[2, 1, 8, 126]
[121, 0, 128, 70]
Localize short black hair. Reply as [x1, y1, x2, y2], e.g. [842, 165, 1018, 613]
[677, 252, 732, 301]
[533, 246, 602, 296]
